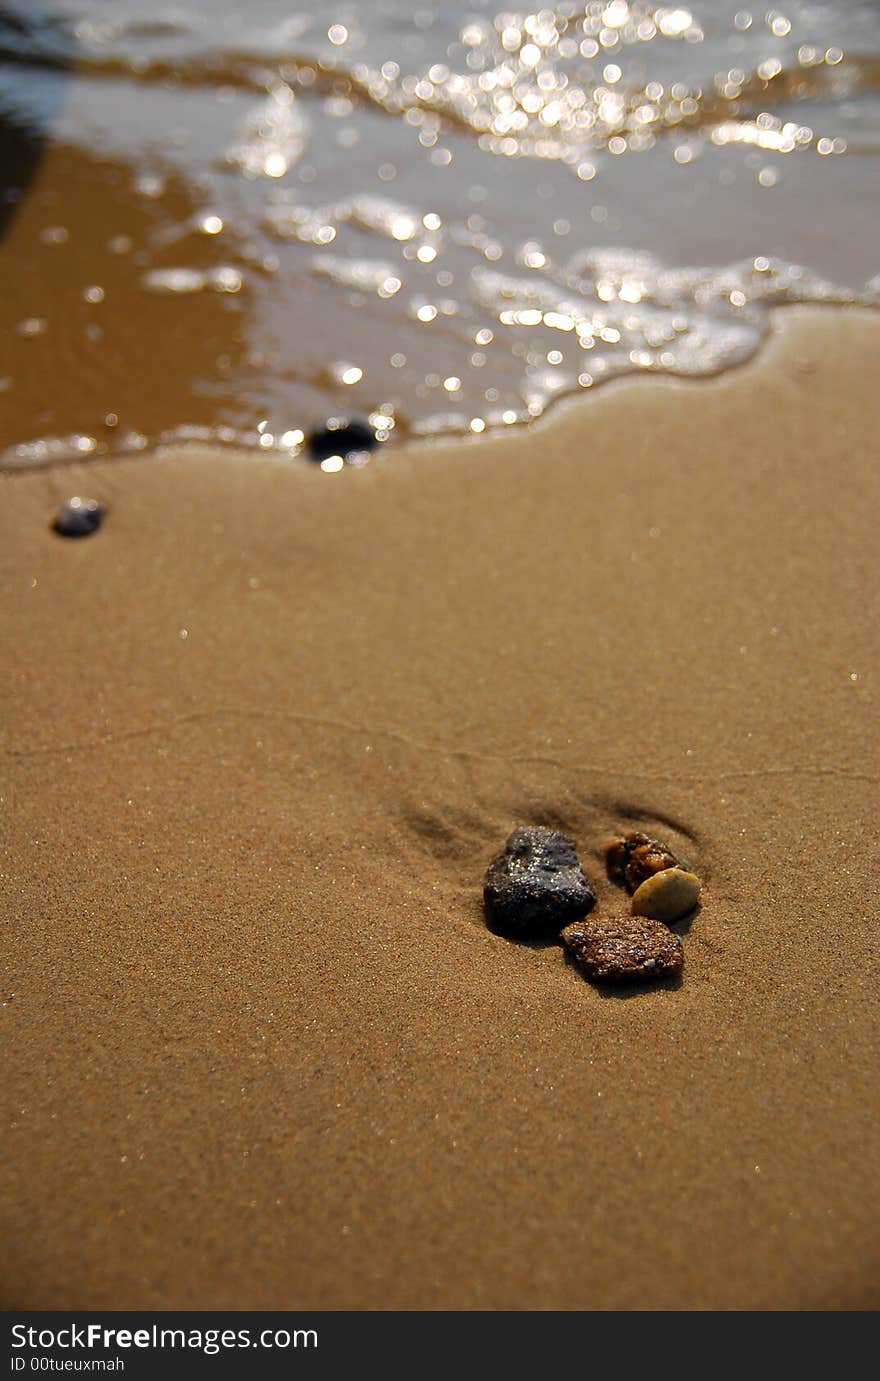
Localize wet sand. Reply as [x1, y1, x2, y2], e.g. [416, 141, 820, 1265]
[1, 307, 878, 1310]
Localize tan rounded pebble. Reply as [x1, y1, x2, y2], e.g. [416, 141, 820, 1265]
[630, 866, 701, 922]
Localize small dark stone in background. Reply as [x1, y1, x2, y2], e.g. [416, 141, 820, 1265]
[483, 826, 596, 939]
[308, 415, 378, 463]
[53, 496, 105, 538]
[607, 830, 683, 894]
[562, 915, 683, 984]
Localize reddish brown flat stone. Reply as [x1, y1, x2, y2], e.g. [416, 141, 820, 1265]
[562, 915, 684, 984]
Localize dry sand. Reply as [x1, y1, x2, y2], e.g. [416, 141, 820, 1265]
[1, 308, 878, 1311]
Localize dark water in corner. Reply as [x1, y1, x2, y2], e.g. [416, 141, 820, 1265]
[0, 0, 878, 469]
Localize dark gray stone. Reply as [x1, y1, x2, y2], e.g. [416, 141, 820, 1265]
[483, 827, 596, 939]
[53, 496, 104, 537]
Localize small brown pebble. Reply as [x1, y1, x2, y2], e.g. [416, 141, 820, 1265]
[562, 915, 683, 984]
[606, 830, 683, 893]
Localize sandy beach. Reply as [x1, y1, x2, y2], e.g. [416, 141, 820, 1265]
[1, 307, 878, 1310]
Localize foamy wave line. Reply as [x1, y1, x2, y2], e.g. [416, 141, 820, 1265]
[0, 424, 307, 473]
[3, 292, 876, 472]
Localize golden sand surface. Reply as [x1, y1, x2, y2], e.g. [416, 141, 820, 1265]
[1, 309, 877, 1310]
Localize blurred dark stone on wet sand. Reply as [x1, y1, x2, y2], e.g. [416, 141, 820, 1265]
[53, 496, 104, 537]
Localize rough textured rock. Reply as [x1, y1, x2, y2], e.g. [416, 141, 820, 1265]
[562, 915, 684, 984]
[631, 866, 701, 923]
[483, 827, 596, 938]
[307, 415, 378, 463]
[606, 831, 683, 893]
[53, 496, 105, 538]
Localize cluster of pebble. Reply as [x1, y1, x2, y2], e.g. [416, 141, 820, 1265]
[483, 826, 701, 986]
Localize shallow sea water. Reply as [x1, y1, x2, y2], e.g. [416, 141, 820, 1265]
[0, 0, 878, 468]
